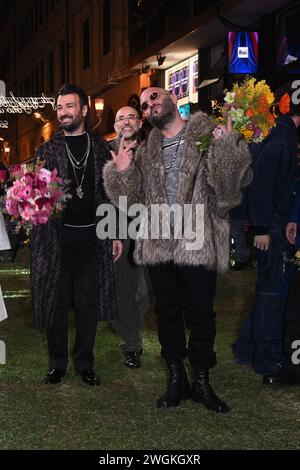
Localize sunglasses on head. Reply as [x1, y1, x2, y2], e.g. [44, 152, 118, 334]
[140, 91, 160, 112]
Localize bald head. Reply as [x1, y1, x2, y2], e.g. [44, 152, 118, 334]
[140, 87, 178, 130]
[114, 106, 141, 140]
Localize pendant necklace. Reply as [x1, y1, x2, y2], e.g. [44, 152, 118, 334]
[66, 133, 90, 199]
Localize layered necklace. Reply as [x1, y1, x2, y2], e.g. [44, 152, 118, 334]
[65, 133, 90, 199]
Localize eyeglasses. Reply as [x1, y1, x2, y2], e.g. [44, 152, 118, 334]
[115, 114, 139, 124]
[140, 91, 160, 112]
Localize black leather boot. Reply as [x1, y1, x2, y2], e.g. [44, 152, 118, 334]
[190, 368, 230, 413]
[157, 361, 190, 408]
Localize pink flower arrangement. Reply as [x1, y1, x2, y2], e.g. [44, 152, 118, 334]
[5, 161, 70, 232]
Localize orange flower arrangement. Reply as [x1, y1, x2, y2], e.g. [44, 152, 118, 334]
[196, 77, 291, 150]
[279, 93, 291, 115]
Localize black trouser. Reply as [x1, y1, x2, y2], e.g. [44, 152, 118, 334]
[47, 227, 97, 373]
[148, 263, 217, 368]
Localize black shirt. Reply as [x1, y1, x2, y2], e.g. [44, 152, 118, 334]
[64, 133, 95, 226]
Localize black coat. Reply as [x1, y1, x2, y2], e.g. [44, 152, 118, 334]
[30, 129, 118, 328]
[248, 115, 298, 234]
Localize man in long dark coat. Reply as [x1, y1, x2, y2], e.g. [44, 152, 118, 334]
[31, 84, 121, 385]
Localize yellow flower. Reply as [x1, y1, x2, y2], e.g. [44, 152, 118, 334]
[262, 127, 270, 137]
[255, 80, 274, 104]
[243, 130, 254, 139]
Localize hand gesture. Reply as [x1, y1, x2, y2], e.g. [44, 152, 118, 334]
[212, 116, 232, 140]
[110, 137, 137, 172]
[112, 240, 123, 263]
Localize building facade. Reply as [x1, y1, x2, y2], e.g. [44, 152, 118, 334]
[0, 0, 299, 163]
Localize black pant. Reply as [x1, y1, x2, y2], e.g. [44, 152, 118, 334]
[47, 227, 97, 372]
[148, 263, 217, 368]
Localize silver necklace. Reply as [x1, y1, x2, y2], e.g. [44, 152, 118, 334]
[66, 134, 90, 199]
[164, 129, 185, 170]
[66, 133, 90, 169]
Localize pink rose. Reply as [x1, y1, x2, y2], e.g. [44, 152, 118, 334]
[11, 181, 23, 200]
[38, 168, 52, 185]
[23, 174, 34, 186]
[6, 198, 19, 217]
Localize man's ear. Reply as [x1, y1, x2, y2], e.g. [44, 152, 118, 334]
[82, 105, 88, 117]
[170, 93, 178, 106]
[137, 118, 143, 129]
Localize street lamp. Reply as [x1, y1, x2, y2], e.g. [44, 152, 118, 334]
[95, 98, 104, 114]
[34, 112, 47, 123]
[92, 98, 105, 131]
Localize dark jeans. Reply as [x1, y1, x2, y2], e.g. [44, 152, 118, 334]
[233, 223, 288, 375]
[47, 227, 97, 373]
[148, 263, 217, 368]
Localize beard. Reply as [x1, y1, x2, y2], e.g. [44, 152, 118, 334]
[120, 126, 136, 139]
[59, 113, 85, 132]
[147, 96, 176, 129]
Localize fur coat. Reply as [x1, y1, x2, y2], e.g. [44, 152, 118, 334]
[30, 130, 118, 329]
[103, 111, 252, 272]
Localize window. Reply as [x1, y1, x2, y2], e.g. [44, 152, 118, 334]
[82, 19, 90, 69]
[103, 0, 111, 56]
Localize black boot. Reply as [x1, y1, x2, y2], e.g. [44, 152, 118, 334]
[190, 368, 230, 413]
[157, 361, 190, 408]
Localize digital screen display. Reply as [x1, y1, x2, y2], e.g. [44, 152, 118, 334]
[167, 62, 189, 100]
[228, 32, 259, 74]
[179, 103, 190, 119]
[277, 36, 300, 73]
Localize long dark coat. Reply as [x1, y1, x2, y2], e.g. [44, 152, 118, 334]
[30, 129, 118, 328]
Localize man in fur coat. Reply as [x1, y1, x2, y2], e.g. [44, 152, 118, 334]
[104, 87, 252, 413]
[31, 84, 121, 386]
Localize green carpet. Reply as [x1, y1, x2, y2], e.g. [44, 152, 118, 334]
[1, 250, 300, 450]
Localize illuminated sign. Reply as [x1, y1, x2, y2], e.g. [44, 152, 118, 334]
[238, 47, 249, 58]
[165, 54, 198, 106]
[228, 32, 259, 74]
